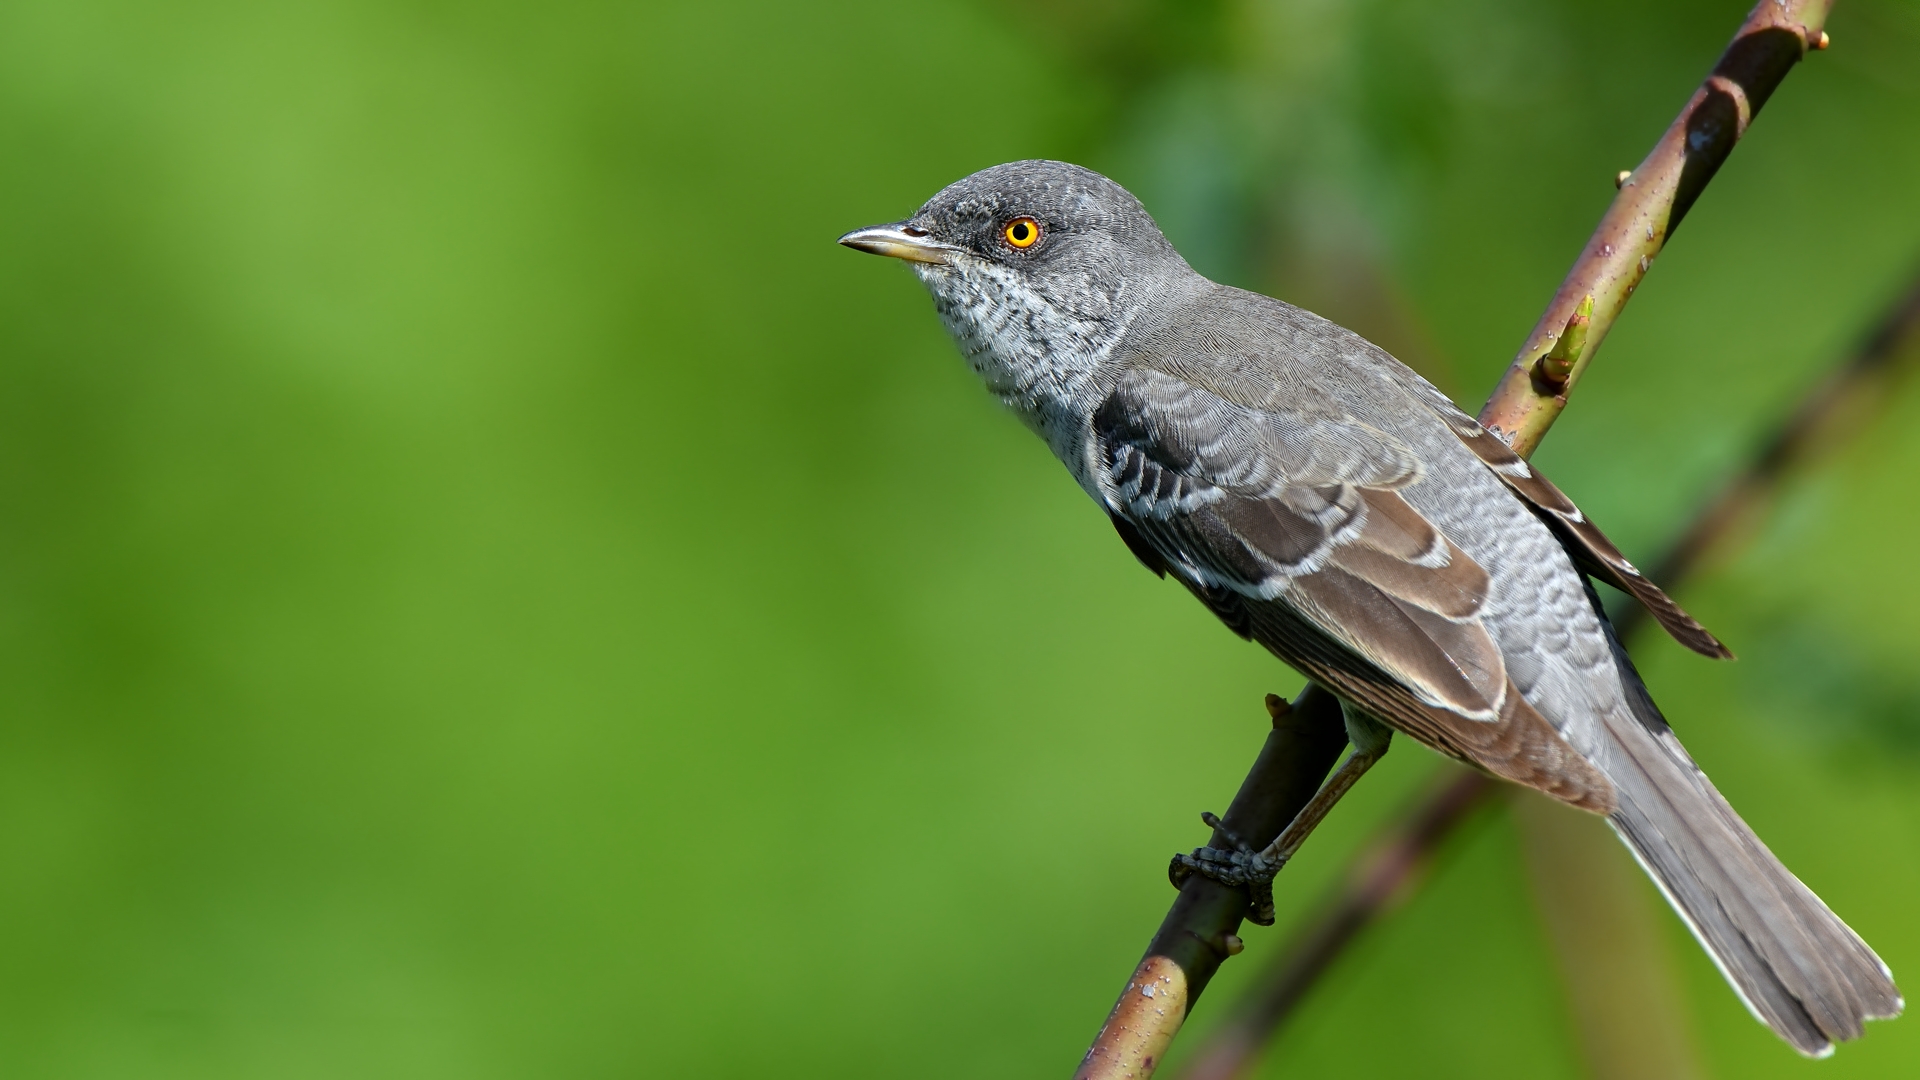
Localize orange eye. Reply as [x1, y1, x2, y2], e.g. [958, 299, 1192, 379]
[1004, 217, 1040, 249]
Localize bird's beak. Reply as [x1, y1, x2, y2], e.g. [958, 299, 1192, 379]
[837, 222, 953, 265]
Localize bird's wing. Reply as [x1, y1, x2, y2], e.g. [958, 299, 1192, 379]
[1395, 373, 1732, 659]
[1095, 368, 1614, 810]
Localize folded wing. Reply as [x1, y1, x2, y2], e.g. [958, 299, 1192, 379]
[1095, 369, 1614, 810]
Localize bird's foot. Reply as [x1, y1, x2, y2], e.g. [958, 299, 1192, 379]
[1168, 811, 1285, 926]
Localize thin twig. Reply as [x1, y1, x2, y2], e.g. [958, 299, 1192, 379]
[1170, 261, 1920, 1079]
[1073, 3, 1837, 1075]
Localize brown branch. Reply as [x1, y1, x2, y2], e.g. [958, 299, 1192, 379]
[1168, 260, 1920, 1079]
[1073, 690, 1349, 1080]
[1481, 0, 1835, 457]
[1073, 2, 1837, 1075]
[1175, 768, 1495, 1080]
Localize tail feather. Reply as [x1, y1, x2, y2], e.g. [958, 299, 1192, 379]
[1602, 710, 1902, 1056]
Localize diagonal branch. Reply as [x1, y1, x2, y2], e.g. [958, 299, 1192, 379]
[1073, 2, 1836, 1076]
[1481, 0, 1835, 457]
[1071, 689, 1350, 1080]
[1175, 767, 1496, 1080]
[1170, 261, 1920, 1080]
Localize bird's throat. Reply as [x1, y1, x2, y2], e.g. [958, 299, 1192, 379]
[914, 260, 1130, 466]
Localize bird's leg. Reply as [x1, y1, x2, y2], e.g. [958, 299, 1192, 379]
[1258, 711, 1392, 865]
[1170, 709, 1392, 926]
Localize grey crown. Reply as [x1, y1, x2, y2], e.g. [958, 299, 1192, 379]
[846, 160, 1900, 1057]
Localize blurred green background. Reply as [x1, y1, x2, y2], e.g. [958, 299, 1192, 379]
[1, 0, 1917, 1076]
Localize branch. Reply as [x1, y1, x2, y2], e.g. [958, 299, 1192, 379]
[1073, 690, 1349, 1080]
[1169, 260, 1920, 1079]
[1175, 768, 1495, 1080]
[1481, 0, 1834, 457]
[1074, 2, 1836, 1075]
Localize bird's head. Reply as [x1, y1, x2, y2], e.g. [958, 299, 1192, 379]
[839, 161, 1190, 370]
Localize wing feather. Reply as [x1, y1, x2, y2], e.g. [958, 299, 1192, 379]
[1093, 368, 1626, 810]
[1329, 491, 1488, 620]
[1216, 581, 1615, 812]
[1397, 372, 1734, 660]
[1286, 565, 1504, 720]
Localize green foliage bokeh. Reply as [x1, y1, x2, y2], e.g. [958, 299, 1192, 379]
[0, 0, 1917, 1076]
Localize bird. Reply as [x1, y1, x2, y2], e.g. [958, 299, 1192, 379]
[838, 159, 1902, 1057]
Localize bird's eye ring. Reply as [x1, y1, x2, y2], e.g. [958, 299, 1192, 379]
[1003, 217, 1041, 249]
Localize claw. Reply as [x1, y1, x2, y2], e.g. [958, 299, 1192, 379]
[1168, 826, 1289, 924]
[1199, 811, 1255, 853]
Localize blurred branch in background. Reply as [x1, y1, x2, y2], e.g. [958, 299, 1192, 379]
[1171, 262, 1920, 1080]
[1619, 274, 1920, 641]
[1511, 795, 1706, 1080]
[1075, 2, 1836, 1076]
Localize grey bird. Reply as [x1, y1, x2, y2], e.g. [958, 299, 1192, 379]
[839, 160, 1902, 1056]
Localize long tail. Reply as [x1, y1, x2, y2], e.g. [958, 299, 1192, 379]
[1598, 675, 1902, 1056]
